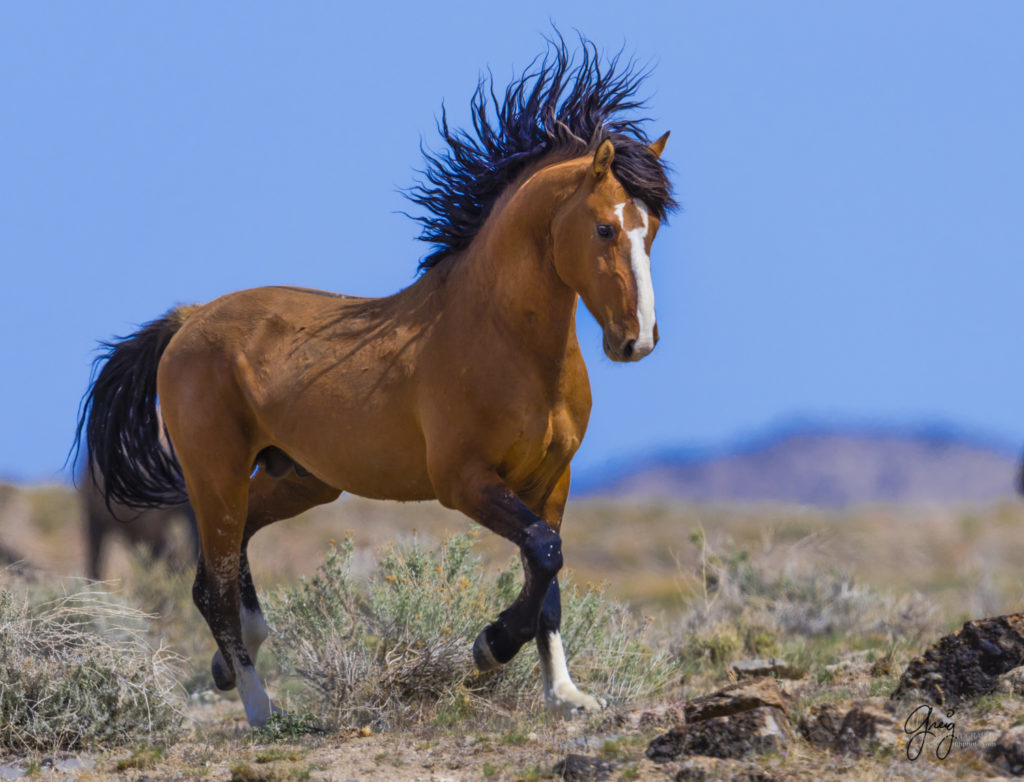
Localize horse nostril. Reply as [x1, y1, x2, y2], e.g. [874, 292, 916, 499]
[622, 339, 635, 359]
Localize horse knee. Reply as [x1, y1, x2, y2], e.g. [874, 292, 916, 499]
[524, 522, 562, 580]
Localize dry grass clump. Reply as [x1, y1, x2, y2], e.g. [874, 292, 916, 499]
[266, 533, 681, 729]
[0, 572, 184, 753]
[677, 528, 937, 674]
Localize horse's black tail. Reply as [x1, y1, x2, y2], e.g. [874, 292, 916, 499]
[73, 306, 199, 510]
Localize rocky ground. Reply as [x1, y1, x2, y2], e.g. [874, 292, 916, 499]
[8, 666, 1024, 780]
[4, 485, 1024, 780]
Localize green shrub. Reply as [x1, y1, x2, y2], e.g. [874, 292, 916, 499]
[252, 712, 324, 743]
[266, 533, 680, 729]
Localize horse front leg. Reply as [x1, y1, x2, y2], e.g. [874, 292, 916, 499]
[534, 469, 604, 716]
[536, 579, 604, 715]
[441, 477, 562, 671]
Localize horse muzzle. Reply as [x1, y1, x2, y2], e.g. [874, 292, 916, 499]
[602, 324, 659, 363]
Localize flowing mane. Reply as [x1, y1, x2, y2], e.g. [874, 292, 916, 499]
[407, 35, 677, 272]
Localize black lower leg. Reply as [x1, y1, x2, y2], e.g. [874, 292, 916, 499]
[239, 546, 260, 615]
[193, 557, 251, 691]
[474, 520, 562, 669]
[86, 524, 105, 581]
[535, 578, 563, 672]
[238, 543, 270, 663]
[539, 577, 562, 636]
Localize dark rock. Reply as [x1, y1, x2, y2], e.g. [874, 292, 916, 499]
[684, 677, 793, 723]
[892, 614, 1024, 705]
[986, 726, 1024, 775]
[799, 700, 900, 755]
[681, 707, 791, 759]
[832, 703, 899, 755]
[647, 678, 793, 763]
[647, 728, 688, 765]
[553, 753, 616, 781]
[647, 725, 689, 763]
[798, 702, 845, 750]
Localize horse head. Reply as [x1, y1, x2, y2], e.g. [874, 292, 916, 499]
[551, 132, 670, 362]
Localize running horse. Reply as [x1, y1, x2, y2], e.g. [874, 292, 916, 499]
[75, 39, 675, 726]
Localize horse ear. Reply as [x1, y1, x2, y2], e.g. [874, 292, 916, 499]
[648, 131, 670, 159]
[592, 139, 615, 179]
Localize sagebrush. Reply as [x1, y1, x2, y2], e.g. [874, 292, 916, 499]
[677, 528, 937, 674]
[266, 533, 680, 729]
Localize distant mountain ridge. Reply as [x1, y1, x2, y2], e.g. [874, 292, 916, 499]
[578, 423, 1021, 506]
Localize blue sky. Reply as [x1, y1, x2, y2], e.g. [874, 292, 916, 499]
[2, 2, 1022, 484]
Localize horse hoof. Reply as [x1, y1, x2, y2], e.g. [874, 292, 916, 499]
[243, 694, 272, 728]
[545, 685, 606, 717]
[472, 628, 502, 672]
[211, 650, 236, 691]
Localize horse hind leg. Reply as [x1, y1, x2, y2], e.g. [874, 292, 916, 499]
[210, 468, 341, 696]
[187, 474, 274, 727]
[239, 548, 269, 662]
[84, 510, 106, 580]
[210, 545, 268, 691]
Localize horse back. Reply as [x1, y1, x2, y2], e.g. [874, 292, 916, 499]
[158, 285, 436, 500]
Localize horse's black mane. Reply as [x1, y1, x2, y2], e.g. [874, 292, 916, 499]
[407, 34, 677, 273]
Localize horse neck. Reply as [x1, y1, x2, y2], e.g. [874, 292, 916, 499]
[448, 157, 585, 359]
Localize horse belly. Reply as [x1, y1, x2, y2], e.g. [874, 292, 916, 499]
[275, 409, 436, 502]
[325, 448, 436, 502]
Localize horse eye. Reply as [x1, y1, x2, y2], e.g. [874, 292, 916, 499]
[596, 224, 616, 239]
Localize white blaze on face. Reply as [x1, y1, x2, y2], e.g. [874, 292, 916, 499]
[613, 199, 656, 354]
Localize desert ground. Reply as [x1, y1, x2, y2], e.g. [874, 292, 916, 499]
[3, 482, 1024, 780]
